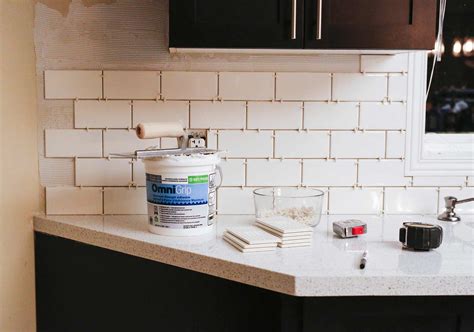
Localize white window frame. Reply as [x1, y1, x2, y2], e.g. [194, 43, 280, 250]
[405, 51, 474, 176]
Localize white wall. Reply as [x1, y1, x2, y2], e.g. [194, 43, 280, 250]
[35, 0, 473, 216]
[1, 0, 39, 330]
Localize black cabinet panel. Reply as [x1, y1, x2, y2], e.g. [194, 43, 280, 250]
[304, 0, 437, 49]
[170, 0, 304, 49]
[36, 233, 474, 332]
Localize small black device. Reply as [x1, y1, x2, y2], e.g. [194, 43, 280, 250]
[399, 222, 443, 251]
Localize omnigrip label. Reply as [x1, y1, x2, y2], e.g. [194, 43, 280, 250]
[146, 174, 208, 206]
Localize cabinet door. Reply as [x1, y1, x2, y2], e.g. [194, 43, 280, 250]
[170, 0, 304, 49]
[304, 0, 437, 49]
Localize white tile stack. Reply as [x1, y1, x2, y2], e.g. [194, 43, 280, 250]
[223, 226, 280, 253]
[256, 217, 313, 248]
[40, 53, 474, 216]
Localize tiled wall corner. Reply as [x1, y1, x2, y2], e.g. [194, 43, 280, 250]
[41, 63, 472, 216]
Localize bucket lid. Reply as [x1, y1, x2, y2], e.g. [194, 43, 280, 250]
[143, 152, 220, 167]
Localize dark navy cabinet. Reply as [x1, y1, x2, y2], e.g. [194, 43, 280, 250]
[169, 0, 305, 49]
[35, 233, 474, 332]
[169, 0, 437, 50]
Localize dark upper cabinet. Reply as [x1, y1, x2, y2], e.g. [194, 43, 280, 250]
[169, 0, 437, 50]
[304, 0, 437, 49]
[169, 0, 304, 49]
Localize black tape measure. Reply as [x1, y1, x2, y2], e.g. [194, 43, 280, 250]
[399, 222, 443, 251]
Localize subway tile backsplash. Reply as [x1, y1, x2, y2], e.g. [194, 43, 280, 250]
[42, 64, 472, 215]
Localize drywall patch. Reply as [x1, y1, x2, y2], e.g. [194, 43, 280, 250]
[36, 0, 116, 17]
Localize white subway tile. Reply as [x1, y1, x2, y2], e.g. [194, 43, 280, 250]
[103, 71, 160, 99]
[360, 54, 408, 73]
[45, 129, 102, 157]
[413, 176, 467, 187]
[104, 187, 147, 214]
[160, 137, 179, 149]
[304, 102, 358, 129]
[132, 100, 189, 128]
[219, 159, 246, 186]
[331, 131, 385, 158]
[329, 188, 383, 214]
[217, 187, 255, 215]
[358, 160, 410, 186]
[468, 177, 474, 186]
[303, 160, 356, 186]
[275, 73, 331, 101]
[311, 187, 329, 214]
[103, 130, 159, 156]
[46, 187, 102, 215]
[206, 130, 218, 150]
[275, 131, 328, 158]
[190, 101, 246, 129]
[219, 72, 274, 101]
[388, 74, 408, 101]
[74, 100, 131, 129]
[75, 158, 131, 186]
[386, 131, 405, 158]
[44, 70, 102, 99]
[133, 160, 146, 186]
[162, 72, 217, 100]
[218, 130, 273, 158]
[384, 188, 438, 214]
[359, 102, 406, 130]
[438, 187, 474, 214]
[247, 159, 301, 186]
[248, 102, 302, 129]
[333, 74, 387, 101]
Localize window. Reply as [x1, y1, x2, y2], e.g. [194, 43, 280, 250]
[405, 0, 473, 176]
[426, 0, 474, 133]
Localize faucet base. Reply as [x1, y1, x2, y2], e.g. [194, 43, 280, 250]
[437, 212, 460, 222]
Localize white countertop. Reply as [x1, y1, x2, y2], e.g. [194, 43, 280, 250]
[34, 214, 474, 297]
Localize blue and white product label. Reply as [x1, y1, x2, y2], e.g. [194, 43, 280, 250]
[146, 172, 215, 230]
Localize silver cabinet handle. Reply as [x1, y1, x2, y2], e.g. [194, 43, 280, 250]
[316, 0, 322, 40]
[291, 0, 297, 39]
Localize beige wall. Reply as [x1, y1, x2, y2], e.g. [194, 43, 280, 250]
[1, 0, 39, 331]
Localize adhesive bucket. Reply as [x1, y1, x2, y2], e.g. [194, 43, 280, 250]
[143, 153, 220, 236]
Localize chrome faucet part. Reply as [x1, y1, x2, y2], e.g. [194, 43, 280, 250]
[438, 196, 474, 222]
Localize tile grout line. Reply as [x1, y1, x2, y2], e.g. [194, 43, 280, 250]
[301, 101, 305, 129]
[272, 129, 275, 159]
[330, 73, 334, 101]
[381, 187, 385, 214]
[188, 100, 191, 130]
[101, 70, 104, 99]
[245, 101, 249, 129]
[273, 72, 276, 100]
[244, 158, 248, 187]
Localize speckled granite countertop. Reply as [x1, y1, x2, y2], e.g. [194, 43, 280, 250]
[34, 214, 474, 297]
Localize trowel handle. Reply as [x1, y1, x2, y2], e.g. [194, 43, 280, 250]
[136, 122, 185, 139]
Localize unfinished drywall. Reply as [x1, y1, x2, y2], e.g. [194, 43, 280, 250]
[37, 0, 117, 17]
[1, 0, 40, 330]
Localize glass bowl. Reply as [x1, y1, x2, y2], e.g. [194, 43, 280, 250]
[253, 187, 324, 227]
